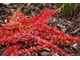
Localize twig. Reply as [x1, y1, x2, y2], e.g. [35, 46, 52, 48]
[17, 3, 25, 12]
[24, 3, 34, 14]
[71, 28, 80, 34]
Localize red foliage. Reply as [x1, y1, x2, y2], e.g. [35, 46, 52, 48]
[0, 8, 80, 56]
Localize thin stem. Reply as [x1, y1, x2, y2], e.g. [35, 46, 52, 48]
[59, 3, 68, 9]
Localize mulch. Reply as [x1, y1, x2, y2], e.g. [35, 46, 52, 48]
[0, 3, 80, 56]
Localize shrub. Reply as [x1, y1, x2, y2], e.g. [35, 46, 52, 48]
[0, 8, 80, 56]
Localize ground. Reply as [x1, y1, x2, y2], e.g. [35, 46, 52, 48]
[0, 3, 80, 56]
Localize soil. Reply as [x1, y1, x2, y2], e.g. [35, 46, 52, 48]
[0, 3, 80, 56]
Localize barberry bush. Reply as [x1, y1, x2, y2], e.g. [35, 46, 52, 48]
[0, 8, 80, 56]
